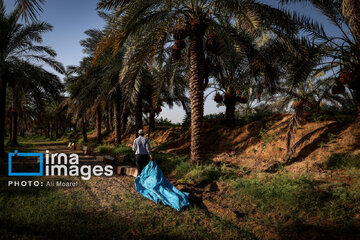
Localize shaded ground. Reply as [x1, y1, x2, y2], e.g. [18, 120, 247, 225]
[2, 114, 360, 240]
[1, 141, 256, 240]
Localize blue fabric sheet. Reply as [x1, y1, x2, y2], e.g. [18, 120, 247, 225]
[135, 161, 190, 211]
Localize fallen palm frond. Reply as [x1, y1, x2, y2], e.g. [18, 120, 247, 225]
[285, 111, 302, 162]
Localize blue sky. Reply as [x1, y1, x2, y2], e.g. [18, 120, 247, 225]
[4, 0, 342, 123]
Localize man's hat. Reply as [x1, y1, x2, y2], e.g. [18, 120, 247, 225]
[138, 129, 144, 135]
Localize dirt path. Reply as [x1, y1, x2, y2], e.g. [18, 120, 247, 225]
[35, 143, 140, 210]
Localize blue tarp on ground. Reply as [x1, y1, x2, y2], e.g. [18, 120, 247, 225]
[134, 161, 190, 211]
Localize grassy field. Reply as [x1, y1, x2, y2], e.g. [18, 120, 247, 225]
[1, 137, 360, 239]
[1, 137, 256, 240]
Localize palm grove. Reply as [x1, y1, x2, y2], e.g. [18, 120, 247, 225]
[0, 0, 359, 165]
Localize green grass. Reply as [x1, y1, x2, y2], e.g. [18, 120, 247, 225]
[229, 172, 360, 229]
[153, 154, 247, 186]
[153, 154, 188, 175]
[325, 153, 360, 170]
[95, 144, 133, 156]
[2, 136, 360, 238]
[179, 164, 226, 185]
[0, 173, 256, 239]
[111, 192, 257, 240]
[4, 136, 68, 155]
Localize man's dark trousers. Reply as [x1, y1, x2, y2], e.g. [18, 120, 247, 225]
[136, 154, 150, 174]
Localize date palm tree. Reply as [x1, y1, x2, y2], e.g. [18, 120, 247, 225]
[0, 1, 64, 157]
[6, 61, 63, 145]
[281, 0, 360, 126]
[97, 0, 296, 163]
[65, 27, 125, 145]
[12, 0, 44, 21]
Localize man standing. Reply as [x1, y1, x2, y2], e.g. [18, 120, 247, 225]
[132, 129, 153, 174]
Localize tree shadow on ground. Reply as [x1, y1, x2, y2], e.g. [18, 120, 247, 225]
[279, 222, 360, 240]
[1, 197, 257, 240]
[348, 126, 360, 152]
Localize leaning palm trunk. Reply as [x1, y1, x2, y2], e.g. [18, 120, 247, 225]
[188, 23, 205, 164]
[135, 94, 143, 137]
[114, 94, 121, 145]
[285, 106, 305, 162]
[96, 106, 102, 143]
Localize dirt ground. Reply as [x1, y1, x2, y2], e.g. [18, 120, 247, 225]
[9, 125, 359, 240]
[38, 114, 360, 239]
[108, 114, 360, 177]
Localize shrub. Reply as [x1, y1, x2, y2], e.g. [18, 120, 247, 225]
[325, 153, 360, 169]
[156, 117, 178, 127]
[95, 144, 133, 156]
[231, 173, 321, 213]
[230, 172, 360, 226]
[154, 154, 188, 175]
[179, 164, 230, 185]
[95, 145, 114, 155]
[113, 145, 133, 156]
[175, 161, 192, 179]
[203, 113, 225, 122]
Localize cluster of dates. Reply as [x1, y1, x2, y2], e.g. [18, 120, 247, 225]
[214, 90, 248, 104]
[332, 65, 360, 95]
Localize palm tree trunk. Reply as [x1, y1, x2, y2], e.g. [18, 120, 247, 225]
[121, 105, 129, 133]
[149, 110, 155, 135]
[20, 127, 25, 137]
[149, 92, 155, 135]
[188, 25, 205, 164]
[135, 94, 143, 137]
[82, 115, 88, 143]
[9, 115, 13, 143]
[225, 100, 236, 125]
[55, 120, 59, 138]
[180, 98, 191, 120]
[11, 109, 18, 146]
[96, 106, 102, 143]
[114, 95, 121, 146]
[47, 122, 50, 138]
[50, 118, 54, 139]
[10, 87, 19, 146]
[105, 105, 110, 132]
[355, 86, 360, 128]
[0, 79, 6, 158]
[109, 104, 113, 130]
